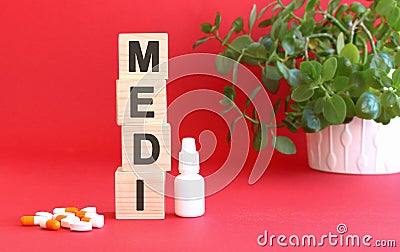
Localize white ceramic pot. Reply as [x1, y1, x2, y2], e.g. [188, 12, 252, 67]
[306, 117, 400, 174]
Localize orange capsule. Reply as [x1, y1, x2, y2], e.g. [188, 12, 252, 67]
[40, 220, 60, 230]
[55, 215, 68, 222]
[21, 216, 49, 225]
[75, 211, 86, 218]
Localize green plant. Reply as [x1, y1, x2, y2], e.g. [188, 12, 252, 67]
[194, 0, 400, 154]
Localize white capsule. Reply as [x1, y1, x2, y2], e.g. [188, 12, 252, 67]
[35, 212, 53, 220]
[80, 207, 96, 213]
[53, 207, 78, 214]
[60, 216, 80, 228]
[70, 221, 92, 232]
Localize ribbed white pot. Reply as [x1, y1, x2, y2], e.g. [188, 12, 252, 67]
[306, 117, 400, 174]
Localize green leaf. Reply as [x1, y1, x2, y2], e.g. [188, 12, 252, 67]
[245, 86, 262, 108]
[291, 85, 314, 102]
[342, 95, 356, 118]
[214, 12, 221, 29]
[349, 71, 369, 98]
[332, 76, 350, 92]
[295, 0, 306, 9]
[249, 4, 257, 32]
[259, 19, 272, 28]
[350, 2, 367, 14]
[232, 61, 238, 84]
[300, 61, 317, 84]
[301, 106, 321, 132]
[262, 75, 280, 94]
[230, 35, 253, 52]
[337, 32, 345, 54]
[282, 38, 295, 55]
[222, 28, 235, 46]
[215, 53, 234, 75]
[376, 107, 392, 125]
[270, 17, 283, 40]
[264, 65, 281, 81]
[355, 92, 381, 119]
[322, 57, 337, 81]
[232, 17, 243, 33]
[305, 0, 317, 12]
[224, 86, 236, 101]
[201, 23, 212, 33]
[227, 116, 242, 143]
[221, 105, 234, 115]
[335, 57, 352, 77]
[193, 37, 209, 49]
[395, 53, 400, 68]
[339, 43, 360, 64]
[323, 94, 346, 124]
[387, 7, 400, 28]
[381, 91, 397, 108]
[336, 4, 348, 17]
[328, 0, 340, 13]
[244, 42, 267, 65]
[219, 98, 232, 106]
[257, 5, 269, 19]
[274, 136, 296, 154]
[299, 19, 315, 36]
[376, 0, 393, 16]
[287, 69, 304, 87]
[253, 121, 268, 151]
[392, 69, 400, 88]
[276, 61, 290, 80]
[314, 97, 325, 114]
[262, 65, 281, 93]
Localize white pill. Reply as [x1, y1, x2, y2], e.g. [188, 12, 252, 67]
[85, 213, 104, 222]
[52, 212, 75, 220]
[81, 215, 104, 228]
[80, 207, 96, 213]
[35, 212, 53, 220]
[61, 216, 80, 228]
[70, 221, 92, 232]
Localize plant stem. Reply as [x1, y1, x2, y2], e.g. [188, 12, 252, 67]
[304, 37, 310, 61]
[357, 36, 368, 64]
[277, 0, 303, 22]
[360, 22, 377, 54]
[308, 33, 337, 47]
[315, 11, 349, 34]
[350, 19, 360, 44]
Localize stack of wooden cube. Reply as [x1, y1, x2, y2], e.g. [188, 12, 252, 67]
[115, 33, 170, 219]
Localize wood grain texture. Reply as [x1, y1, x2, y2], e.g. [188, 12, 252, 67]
[116, 79, 167, 126]
[121, 123, 171, 172]
[119, 33, 168, 80]
[115, 167, 165, 219]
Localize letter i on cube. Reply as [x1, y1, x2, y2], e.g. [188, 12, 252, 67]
[115, 33, 170, 219]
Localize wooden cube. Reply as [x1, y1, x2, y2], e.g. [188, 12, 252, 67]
[115, 167, 165, 219]
[122, 123, 171, 172]
[119, 33, 168, 80]
[116, 79, 167, 126]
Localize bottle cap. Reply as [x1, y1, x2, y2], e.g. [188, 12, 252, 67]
[179, 137, 200, 174]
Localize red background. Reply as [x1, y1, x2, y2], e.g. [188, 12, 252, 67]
[0, 0, 399, 251]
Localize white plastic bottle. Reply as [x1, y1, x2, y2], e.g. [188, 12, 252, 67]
[174, 137, 205, 217]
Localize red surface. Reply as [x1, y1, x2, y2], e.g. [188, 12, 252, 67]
[0, 0, 399, 251]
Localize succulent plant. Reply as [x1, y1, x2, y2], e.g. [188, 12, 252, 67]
[194, 0, 400, 154]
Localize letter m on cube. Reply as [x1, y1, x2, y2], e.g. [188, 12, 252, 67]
[118, 33, 168, 79]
